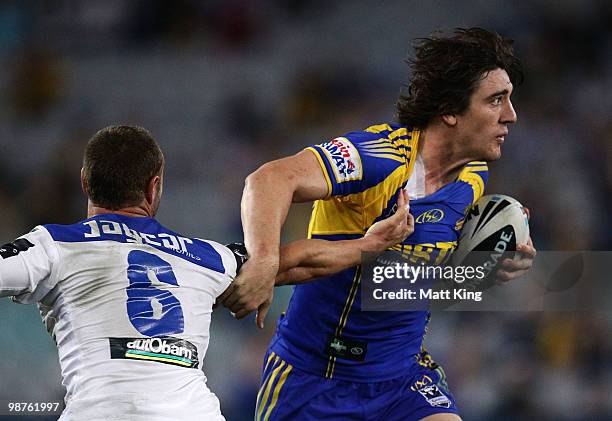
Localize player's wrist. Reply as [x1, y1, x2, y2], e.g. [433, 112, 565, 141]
[358, 236, 388, 253]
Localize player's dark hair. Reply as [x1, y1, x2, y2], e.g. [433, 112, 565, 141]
[396, 27, 523, 128]
[83, 125, 164, 210]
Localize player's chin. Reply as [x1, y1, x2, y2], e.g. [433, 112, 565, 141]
[485, 144, 502, 161]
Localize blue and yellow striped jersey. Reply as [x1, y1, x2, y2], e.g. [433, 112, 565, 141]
[270, 123, 488, 382]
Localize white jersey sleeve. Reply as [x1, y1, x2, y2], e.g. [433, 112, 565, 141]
[199, 239, 238, 298]
[0, 226, 59, 303]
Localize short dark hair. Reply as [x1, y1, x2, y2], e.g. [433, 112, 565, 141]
[83, 125, 164, 210]
[396, 27, 523, 128]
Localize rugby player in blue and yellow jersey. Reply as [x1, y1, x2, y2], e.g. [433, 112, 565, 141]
[221, 28, 537, 421]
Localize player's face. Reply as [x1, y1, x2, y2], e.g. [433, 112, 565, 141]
[456, 68, 517, 161]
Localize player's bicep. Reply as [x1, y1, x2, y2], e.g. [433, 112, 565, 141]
[291, 150, 330, 201]
[259, 150, 329, 202]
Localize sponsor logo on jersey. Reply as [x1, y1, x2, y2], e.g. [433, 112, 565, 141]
[418, 384, 452, 408]
[410, 374, 434, 391]
[320, 137, 362, 183]
[416, 209, 444, 224]
[0, 238, 35, 259]
[83, 220, 198, 259]
[326, 336, 367, 361]
[110, 336, 199, 368]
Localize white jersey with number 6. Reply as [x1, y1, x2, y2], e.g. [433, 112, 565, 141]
[0, 213, 239, 421]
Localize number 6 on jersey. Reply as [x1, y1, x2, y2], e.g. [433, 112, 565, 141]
[126, 250, 184, 336]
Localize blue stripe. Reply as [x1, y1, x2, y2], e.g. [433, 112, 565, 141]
[44, 214, 225, 273]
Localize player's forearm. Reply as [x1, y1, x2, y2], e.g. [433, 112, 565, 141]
[276, 236, 385, 285]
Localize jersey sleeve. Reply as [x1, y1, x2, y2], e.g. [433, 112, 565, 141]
[305, 130, 408, 198]
[0, 226, 60, 304]
[201, 240, 239, 298]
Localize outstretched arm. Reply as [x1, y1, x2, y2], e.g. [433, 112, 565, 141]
[217, 150, 329, 327]
[276, 190, 414, 285]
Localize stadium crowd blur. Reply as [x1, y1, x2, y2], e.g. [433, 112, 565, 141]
[0, 1, 610, 420]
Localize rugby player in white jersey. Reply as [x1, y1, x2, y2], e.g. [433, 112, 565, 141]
[0, 125, 414, 420]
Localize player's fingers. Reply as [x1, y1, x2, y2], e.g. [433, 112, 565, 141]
[397, 189, 406, 208]
[216, 283, 236, 305]
[394, 195, 410, 221]
[523, 206, 530, 220]
[495, 269, 513, 283]
[233, 308, 252, 320]
[406, 213, 415, 233]
[222, 286, 245, 309]
[517, 242, 537, 258]
[497, 268, 528, 283]
[501, 256, 533, 271]
[256, 299, 272, 329]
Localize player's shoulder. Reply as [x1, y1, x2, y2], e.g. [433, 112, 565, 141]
[341, 122, 414, 144]
[193, 239, 244, 279]
[457, 160, 489, 181]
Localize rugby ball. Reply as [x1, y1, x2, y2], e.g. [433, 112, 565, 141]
[452, 194, 529, 280]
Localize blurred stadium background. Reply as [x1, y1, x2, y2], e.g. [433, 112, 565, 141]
[0, 1, 611, 420]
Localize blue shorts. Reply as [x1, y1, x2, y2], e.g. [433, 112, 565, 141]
[255, 350, 459, 421]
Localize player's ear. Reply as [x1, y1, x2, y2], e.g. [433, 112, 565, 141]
[80, 167, 89, 196]
[145, 175, 161, 205]
[441, 114, 457, 126]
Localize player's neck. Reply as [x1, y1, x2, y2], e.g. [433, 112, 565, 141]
[87, 201, 154, 219]
[419, 126, 473, 193]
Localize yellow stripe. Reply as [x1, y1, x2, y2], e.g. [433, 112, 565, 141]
[256, 355, 279, 410]
[389, 127, 409, 140]
[363, 153, 405, 163]
[359, 138, 390, 146]
[325, 267, 362, 379]
[308, 197, 365, 237]
[364, 123, 394, 133]
[257, 360, 286, 420]
[262, 364, 293, 421]
[263, 352, 276, 372]
[405, 129, 420, 176]
[458, 161, 486, 204]
[465, 166, 488, 172]
[125, 353, 192, 367]
[458, 171, 485, 205]
[325, 356, 336, 379]
[336, 267, 362, 337]
[305, 147, 333, 199]
[361, 146, 403, 154]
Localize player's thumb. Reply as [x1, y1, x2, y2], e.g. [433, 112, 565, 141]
[394, 190, 410, 220]
[406, 212, 415, 236]
[256, 299, 272, 329]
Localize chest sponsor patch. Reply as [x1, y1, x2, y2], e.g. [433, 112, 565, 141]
[417, 384, 452, 408]
[110, 336, 199, 368]
[319, 137, 362, 183]
[415, 209, 445, 224]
